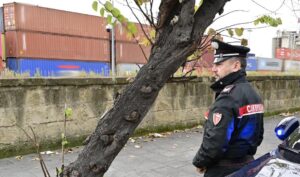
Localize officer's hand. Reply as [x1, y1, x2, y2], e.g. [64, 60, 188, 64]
[196, 167, 206, 174]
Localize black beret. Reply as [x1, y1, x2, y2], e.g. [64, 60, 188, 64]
[211, 39, 250, 64]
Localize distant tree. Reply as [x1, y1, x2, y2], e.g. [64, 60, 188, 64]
[60, 0, 283, 177]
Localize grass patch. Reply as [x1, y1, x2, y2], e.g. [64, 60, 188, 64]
[0, 135, 88, 159]
[264, 107, 300, 117]
[133, 121, 203, 137]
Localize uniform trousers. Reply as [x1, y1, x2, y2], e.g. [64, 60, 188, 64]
[204, 155, 254, 177]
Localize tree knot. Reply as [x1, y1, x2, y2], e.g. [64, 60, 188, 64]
[89, 163, 108, 174]
[124, 111, 140, 122]
[170, 15, 179, 26]
[140, 85, 153, 93]
[100, 134, 114, 146]
[70, 170, 80, 177]
[61, 166, 80, 177]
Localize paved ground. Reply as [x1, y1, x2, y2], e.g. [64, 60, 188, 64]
[0, 115, 289, 177]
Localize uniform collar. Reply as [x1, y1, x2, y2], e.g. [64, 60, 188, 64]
[210, 69, 247, 93]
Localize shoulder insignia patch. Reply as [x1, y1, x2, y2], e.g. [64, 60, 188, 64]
[213, 113, 222, 125]
[204, 111, 209, 120]
[221, 84, 235, 94]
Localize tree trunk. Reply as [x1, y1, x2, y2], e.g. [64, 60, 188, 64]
[62, 0, 229, 177]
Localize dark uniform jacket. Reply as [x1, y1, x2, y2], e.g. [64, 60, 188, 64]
[193, 70, 264, 168]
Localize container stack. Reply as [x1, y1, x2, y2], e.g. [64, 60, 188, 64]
[115, 23, 151, 76]
[1, 2, 151, 77]
[246, 54, 283, 72]
[246, 53, 257, 71]
[0, 7, 5, 70]
[275, 48, 300, 72]
[183, 50, 214, 75]
[182, 36, 214, 75]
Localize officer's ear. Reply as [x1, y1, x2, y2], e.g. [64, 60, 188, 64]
[232, 59, 242, 72]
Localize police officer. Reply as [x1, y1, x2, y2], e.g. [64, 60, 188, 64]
[193, 39, 264, 177]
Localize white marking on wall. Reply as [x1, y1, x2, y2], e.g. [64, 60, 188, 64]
[21, 6, 25, 25]
[120, 43, 123, 57]
[22, 33, 27, 50]
[118, 23, 123, 35]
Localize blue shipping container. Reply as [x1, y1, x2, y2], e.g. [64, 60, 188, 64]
[247, 53, 255, 59]
[246, 58, 257, 71]
[256, 57, 282, 71]
[7, 58, 110, 77]
[0, 7, 3, 33]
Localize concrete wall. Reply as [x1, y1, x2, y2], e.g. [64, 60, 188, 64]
[0, 76, 300, 156]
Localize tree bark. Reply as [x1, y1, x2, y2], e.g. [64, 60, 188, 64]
[62, 0, 229, 177]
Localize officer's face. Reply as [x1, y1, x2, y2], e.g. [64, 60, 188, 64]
[211, 59, 241, 81]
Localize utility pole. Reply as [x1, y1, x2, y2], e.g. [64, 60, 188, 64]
[111, 0, 116, 78]
[106, 0, 116, 78]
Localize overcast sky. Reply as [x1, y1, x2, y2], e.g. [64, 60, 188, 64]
[1, 0, 299, 57]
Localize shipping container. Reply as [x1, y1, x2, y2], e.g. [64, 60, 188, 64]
[117, 63, 143, 76]
[184, 50, 214, 68]
[275, 48, 289, 59]
[115, 23, 152, 42]
[0, 7, 4, 33]
[246, 58, 257, 71]
[272, 38, 281, 58]
[247, 53, 255, 59]
[246, 53, 257, 71]
[275, 48, 293, 59]
[116, 41, 151, 64]
[183, 50, 214, 74]
[7, 58, 110, 77]
[0, 33, 5, 61]
[200, 50, 214, 68]
[256, 57, 282, 71]
[284, 60, 300, 72]
[275, 48, 300, 60]
[289, 49, 300, 60]
[3, 2, 109, 39]
[0, 34, 3, 70]
[5, 31, 109, 61]
[0, 33, 2, 58]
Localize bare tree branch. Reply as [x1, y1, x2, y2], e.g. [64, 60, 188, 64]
[150, 0, 155, 25]
[183, 67, 196, 77]
[29, 127, 51, 177]
[250, 0, 286, 14]
[199, 40, 212, 51]
[125, 0, 153, 46]
[275, 0, 287, 12]
[216, 20, 255, 33]
[241, 25, 271, 30]
[199, 35, 214, 49]
[291, 0, 299, 18]
[113, 0, 141, 11]
[112, 0, 158, 22]
[18, 126, 51, 177]
[192, 0, 228, 43]
[133, 0, 155, 27]
[183, 42, 212, 78]
[213, 10, 248, 22]
[100, 0, 151, 62]
[220, 34, 243, 41]
[132, 33, 149, 62]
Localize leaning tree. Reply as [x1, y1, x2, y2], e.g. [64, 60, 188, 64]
[60, 0, 281, 176]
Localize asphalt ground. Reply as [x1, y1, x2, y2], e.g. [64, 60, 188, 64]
[0, 114, 291, 177]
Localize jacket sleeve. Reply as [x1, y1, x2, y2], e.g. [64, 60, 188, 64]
[257, 113, 264, 146]
[193, 95, 238, 168]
